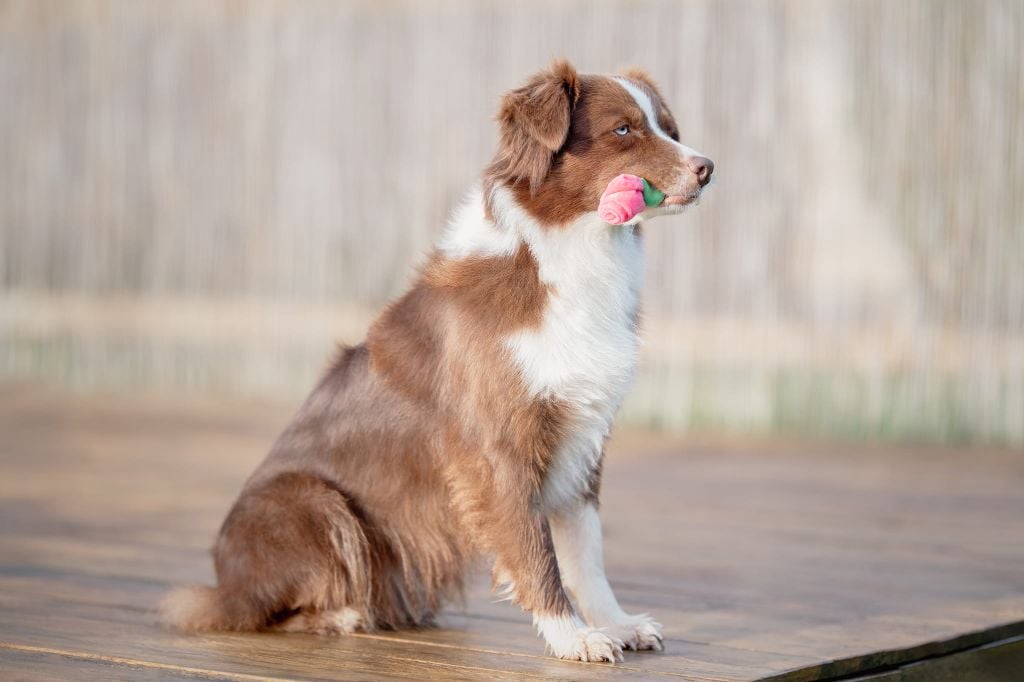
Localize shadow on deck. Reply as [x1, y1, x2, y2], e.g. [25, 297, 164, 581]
[1, 386, 1022, 680]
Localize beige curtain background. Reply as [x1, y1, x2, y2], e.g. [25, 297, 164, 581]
[1, 0, 1021, 445]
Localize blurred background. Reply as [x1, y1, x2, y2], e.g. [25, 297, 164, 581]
[1, 0, 1021, 446]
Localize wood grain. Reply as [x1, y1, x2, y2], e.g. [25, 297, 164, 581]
[0, 387, 1022, 680]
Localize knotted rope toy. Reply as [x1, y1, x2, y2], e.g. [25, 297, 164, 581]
[598, 174, 666, 225]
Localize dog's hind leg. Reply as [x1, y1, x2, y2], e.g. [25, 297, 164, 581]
[274, 607, 365, 635]
[161, 471, 380, 633]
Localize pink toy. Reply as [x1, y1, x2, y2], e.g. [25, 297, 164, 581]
[598, 174, 648, 224]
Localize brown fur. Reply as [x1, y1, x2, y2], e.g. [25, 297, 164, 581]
[160, 241, 575, 631]
[485, 67, 706, 228]
[160, 59, 709, 641]
[487, 59, 581, 195]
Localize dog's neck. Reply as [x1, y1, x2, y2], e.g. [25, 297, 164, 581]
[439, 184, 644, 273]
[436, 185, 645, 446]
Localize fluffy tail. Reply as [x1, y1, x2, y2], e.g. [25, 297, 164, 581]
[158, 585, 233, 632]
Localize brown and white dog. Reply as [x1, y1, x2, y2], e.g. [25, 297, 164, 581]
[160, 60, 713, 663]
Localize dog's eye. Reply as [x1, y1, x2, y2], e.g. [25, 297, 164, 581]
[613, 125, 630, 136]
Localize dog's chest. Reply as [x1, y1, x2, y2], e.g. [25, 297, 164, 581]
[506, 223, 645, 508]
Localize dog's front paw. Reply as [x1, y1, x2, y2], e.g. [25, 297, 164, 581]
[557, 626, 624, 662]
[538, 615, 624, 662]
[606, 613, 664, 651]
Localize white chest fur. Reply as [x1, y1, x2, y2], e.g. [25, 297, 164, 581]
[440, 187, 645, 510]
[505, 218, 643, 409]
[510, 216, 643, 509]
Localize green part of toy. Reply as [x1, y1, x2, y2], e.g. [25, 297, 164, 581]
[641, 178, 665, 207]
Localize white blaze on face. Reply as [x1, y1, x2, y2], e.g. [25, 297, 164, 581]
[613, 77, 706, 161]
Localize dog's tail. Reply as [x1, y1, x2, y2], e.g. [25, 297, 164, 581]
[158, 585, 239, 632]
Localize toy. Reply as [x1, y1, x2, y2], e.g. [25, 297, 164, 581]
[598, 174, 665, 225]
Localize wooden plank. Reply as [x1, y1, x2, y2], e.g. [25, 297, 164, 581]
[4, 555, 1019, 681]
[759, 624, 1024, 682]
[2, 387, 1024, 680]
[840, 635, 1024, 682]
[0, 591, 689, 681]
[0, 565, 818, 681]
[4, 506, 1021, 663]
[0, 645, 291, 682]
[0, 537, 869, 675]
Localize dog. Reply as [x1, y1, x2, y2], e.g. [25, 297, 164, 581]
[160, 59, 713, 663]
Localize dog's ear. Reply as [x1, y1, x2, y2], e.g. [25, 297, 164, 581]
[491, 59, 580, 193]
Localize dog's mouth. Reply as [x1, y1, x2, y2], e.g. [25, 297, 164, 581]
[648, 180, 704, 209]
[659, 189, 702, 208]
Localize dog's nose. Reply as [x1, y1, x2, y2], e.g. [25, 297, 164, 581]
[688, 156, 714, 186]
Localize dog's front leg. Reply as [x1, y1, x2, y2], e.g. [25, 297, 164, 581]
[549, 502, 664, 651]
[483, 488, 624, 662]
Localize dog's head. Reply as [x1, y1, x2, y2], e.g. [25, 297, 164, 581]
[487, 60, 713, 225]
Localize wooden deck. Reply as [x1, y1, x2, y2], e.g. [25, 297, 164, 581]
[1, 386, 1022, 681]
